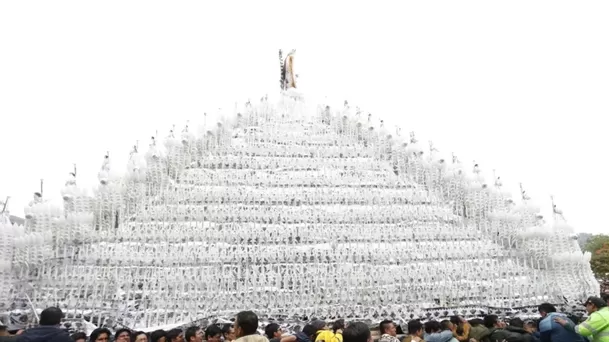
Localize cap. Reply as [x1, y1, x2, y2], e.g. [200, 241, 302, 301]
[584, 296, 607, 308]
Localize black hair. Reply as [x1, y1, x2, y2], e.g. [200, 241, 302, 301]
[332, 319, 345, 333]
[90, 328, 112, 342]
[440, 320, 451, 331]
[132, 331, 148, 342]
[302, 324, 317, 339]
[424, 321, 440, 334]
[407, 320, 423, 335]
[222, 324, 233, 335]
[450, 316, 460, 326]
[483, 315, 499, 328]
[185, 327, 200, 342]
[150, 330, 167, 342]
[468, 319, 483, 327]
[236, 311, 259, 336]
[115, 328, 132, 341]
[0, 326, 7, 332]
[205, 325, 223, 339]
[379, 320, 393, 334]
[167, 328, 182, 341]
[40, 307, 64, 326]
[538, 303, 557, 314]
[343, 322, 370, 342]
[509, 318, 524, 328]
[71, 332, 87, 341]
[265, 323, 280, 339]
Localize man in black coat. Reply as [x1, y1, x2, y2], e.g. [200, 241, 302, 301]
[16, 307, 72, 342]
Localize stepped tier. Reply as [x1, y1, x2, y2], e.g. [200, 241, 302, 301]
[0, 90, 598, 331]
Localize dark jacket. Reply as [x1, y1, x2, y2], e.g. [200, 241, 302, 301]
[505, 326, 533, 342]
[482, 328, 526, 342]
[538, 313, 586, 342]
[16, 326, 72, 342]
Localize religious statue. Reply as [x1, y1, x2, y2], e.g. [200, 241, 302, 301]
[279, 49, 297, 90]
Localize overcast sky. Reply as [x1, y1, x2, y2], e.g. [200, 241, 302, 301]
[1, 1, 607, 234]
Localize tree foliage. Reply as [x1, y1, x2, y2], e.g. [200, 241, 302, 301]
[585, 235, 609, 279]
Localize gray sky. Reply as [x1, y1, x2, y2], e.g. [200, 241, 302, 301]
[1, 1, 608, 233]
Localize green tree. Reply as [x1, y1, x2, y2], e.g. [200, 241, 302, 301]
[584, 234, 609, 254]
[590, 244, 609, 278]
[585, 235, 609, 279]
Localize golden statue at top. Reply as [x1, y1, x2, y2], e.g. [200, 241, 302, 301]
[279, 49, 297, 90]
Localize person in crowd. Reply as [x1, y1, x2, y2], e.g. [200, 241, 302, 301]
[222, 325, 236, 342]
[423, 321, 453, 342]
[115, 329, 132, 342]
[315, 320, 342, 342]
[89, 328, 112, 342]
[554, 296, 609, 342]
[234, 311, 268, 342]
[265, 323, 282, 342]
[439, 321, 458, 342]
[332, 321, 345, 335]
[379, 320, 400, 342]
[0, 326, 15, 342]
[150, 330, 167, 342]
[185, 327, 203, 342]
[286, 324, 317, 342]
[538, 303, 585, 342]
[523, 320, 539, 342]
[403, 320, 425, 342]
[16, 307, 72, 342]
[205, 325, 223, 342]
[132, 332, 148, 342]
[466, 319, 486, 342]
[342, 322, 371, 342]
[166, 329, 183, 342]
[481, 315, 525, 342]
[70, 332, 86, 342]
[505, 318, 533, 342]
[448, 317, 470, 342]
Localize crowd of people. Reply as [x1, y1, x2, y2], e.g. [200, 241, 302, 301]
[1, 296, 608, 342]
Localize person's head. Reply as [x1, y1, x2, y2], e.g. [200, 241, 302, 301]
[265, 323, 282, 339]
[424, 321, 441, 334]
[379, 320, 396, 337]
[524, 321, 537, 333]
[439, 320, 453, 331]
[71, 332, 87, 342]
[235, 311, 259, 338]
[39, 307, 64, 326]
[167, 329, 183, 342]
[0, 326, 8, 337]
[509, 318, 524, 328]
[584, 296, 608, 314]
[205, 325, 223, 342]
[115, 328, 132, 342]
[150, 330, 167, 342]
[302, 325, 318, 340]
[90, 328, 112, 342]
[332, 320, 345, 333]
[310, 320, 327, 332]
[406, 320, 423, 337]
[483, 315, 504, 329]
[537, 303, 556, 318]
[132, 332, 148, 342]
[449, 316, 461, 327]
[342, 322, 371, 342]
[185, 327, 203, 342]
[222, 325, 235, 342]
[468, 319, 483, 327]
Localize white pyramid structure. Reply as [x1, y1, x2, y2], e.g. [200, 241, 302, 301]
[0, 51, 599, 330]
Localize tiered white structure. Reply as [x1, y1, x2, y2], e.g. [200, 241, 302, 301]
[0, 51, 599, 330]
